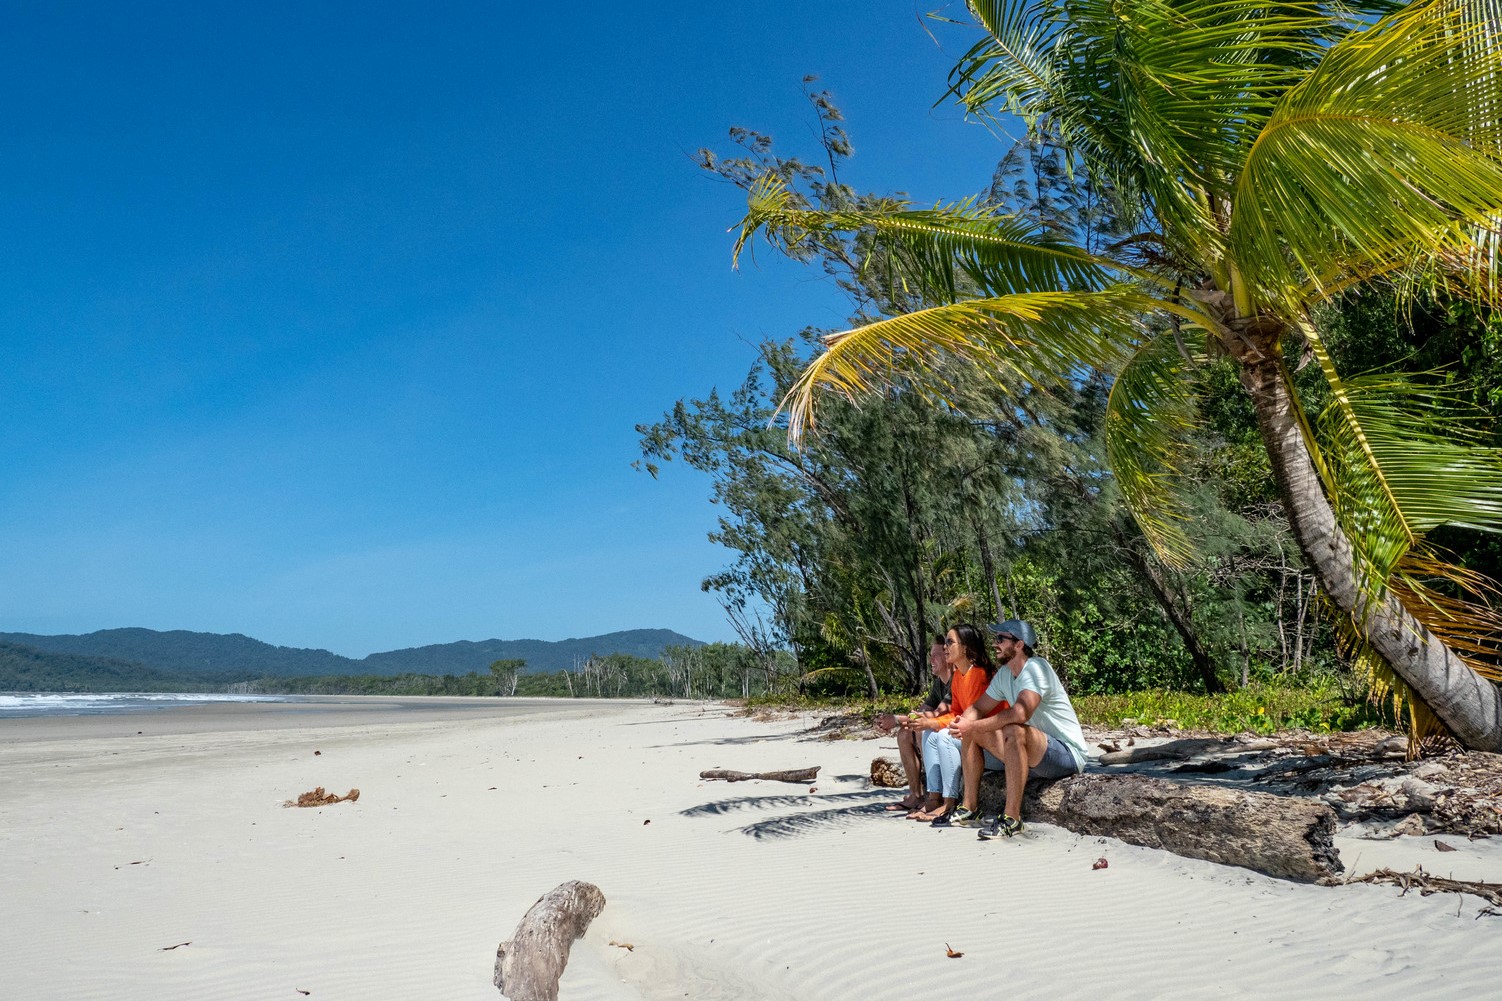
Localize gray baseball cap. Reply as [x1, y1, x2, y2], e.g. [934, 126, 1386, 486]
[987, 619, 1037, 649]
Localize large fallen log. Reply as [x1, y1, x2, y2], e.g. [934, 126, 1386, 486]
[700, 766, 820, 784]
[494, 880, 605, 1001]
[874, 754, 1343, 883]
[976, 771, 1342, 883]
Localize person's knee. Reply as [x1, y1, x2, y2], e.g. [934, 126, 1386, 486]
[998, 723, 1028, 754]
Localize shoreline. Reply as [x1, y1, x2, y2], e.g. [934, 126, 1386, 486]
[3, 700, 1498, 999]
[0, 694, 640, 741]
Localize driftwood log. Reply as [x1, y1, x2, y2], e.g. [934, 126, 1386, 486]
[869, 756, 1340, 882]
[494, 880, 605, 1001]
[976, 771, 1341, 883]
[700, 767, 820, 784]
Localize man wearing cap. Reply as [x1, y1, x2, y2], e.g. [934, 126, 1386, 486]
[948, 619, 1089, 839]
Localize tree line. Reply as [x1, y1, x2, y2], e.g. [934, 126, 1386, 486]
[231, 644, 784, 700]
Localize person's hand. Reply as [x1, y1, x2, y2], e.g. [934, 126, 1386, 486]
[949, 715, 974, 739]
[874, 713, 898, 734]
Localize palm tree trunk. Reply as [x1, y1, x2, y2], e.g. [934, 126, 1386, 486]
[1238, 348, 1502, 750]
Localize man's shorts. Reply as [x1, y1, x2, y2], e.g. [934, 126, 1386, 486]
[982, 732, 1082, 780]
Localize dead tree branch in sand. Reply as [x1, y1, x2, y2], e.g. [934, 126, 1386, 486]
[700, 767, 820, 783]
[494, 880, 605, 1001]
[1336, 866, 1502, 906]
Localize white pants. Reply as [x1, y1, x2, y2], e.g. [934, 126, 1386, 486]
[922, 728, 962, 798]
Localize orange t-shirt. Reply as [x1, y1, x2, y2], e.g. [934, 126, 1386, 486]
[927, 664, 1005, 729]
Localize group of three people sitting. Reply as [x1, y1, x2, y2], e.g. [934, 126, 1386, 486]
[883, 619, 1088, 839]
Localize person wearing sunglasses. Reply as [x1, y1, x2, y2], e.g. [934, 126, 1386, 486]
[875, 635, 952, 813]
[904, 623, 1004, 825]
[947, 619, 1089, 839]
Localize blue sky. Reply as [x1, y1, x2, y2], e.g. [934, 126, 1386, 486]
[0, 3, 1008, 657]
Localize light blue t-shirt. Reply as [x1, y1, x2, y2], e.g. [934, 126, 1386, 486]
[983, 655, 1089, 772]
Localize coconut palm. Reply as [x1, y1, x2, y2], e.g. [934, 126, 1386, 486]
[735, 0, 1502, 748]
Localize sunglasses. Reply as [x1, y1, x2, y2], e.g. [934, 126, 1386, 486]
[994, 634, 1018, 643]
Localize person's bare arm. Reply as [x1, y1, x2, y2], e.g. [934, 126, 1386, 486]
[951, 690, 1040, 738]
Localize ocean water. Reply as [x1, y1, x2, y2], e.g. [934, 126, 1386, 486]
[0, 692, 290, 719]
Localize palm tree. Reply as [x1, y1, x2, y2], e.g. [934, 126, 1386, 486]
[735, 0, 1502, 748]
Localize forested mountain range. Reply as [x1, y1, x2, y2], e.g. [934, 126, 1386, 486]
[0, 641, 230, 693]
[0, 627, 702, 688]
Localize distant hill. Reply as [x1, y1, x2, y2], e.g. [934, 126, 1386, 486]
[0, 641, 233, 693]
[362, 630, 701, 674]
[0, 627, 704, 683]
[0, 628, 356, 676]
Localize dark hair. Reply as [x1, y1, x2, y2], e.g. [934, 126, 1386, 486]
[933, 634, 947, 646]
[948, 623, 995, 677]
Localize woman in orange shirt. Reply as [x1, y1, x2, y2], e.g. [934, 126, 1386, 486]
[904, 623, 1002, 825]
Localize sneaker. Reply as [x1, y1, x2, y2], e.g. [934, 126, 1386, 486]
[949, 807, 981, 828]
[978, 814, 1024, 840]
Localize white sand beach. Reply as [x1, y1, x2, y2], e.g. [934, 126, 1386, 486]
[3, 697, 1500, 1000]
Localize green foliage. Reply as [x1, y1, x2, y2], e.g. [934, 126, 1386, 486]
[1075, 683, 1393, 735]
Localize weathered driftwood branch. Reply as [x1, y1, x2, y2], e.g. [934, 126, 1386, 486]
[283, 787, 360, 807]
[1097, 738, 1228, 766]
[1336, 866, 1502, 905]
[700, 766, 820, 784]
[494, 880, 605, 1001]
[977, 771, 1342, 883]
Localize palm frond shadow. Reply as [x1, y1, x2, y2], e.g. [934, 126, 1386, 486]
[646, 733, 788, 748]
[736, 801, 890, 840]
[680, 790, 880, 818]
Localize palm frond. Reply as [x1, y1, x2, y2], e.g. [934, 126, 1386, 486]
[1342, 632, 1448, 752]
[735, 175, 1121, 298]
[1233, 0, 1502, 310]
[1391, 550, 1502, 680]
[778, 288, 1157, 440]
[1306, 313, 1502, 699]
[1319, 366, 1502, 585]
[1104, 325, 1210, 566]
[953, 0, 1345, 260]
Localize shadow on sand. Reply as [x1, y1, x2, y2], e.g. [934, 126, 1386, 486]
[680, 789, 893, 839]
